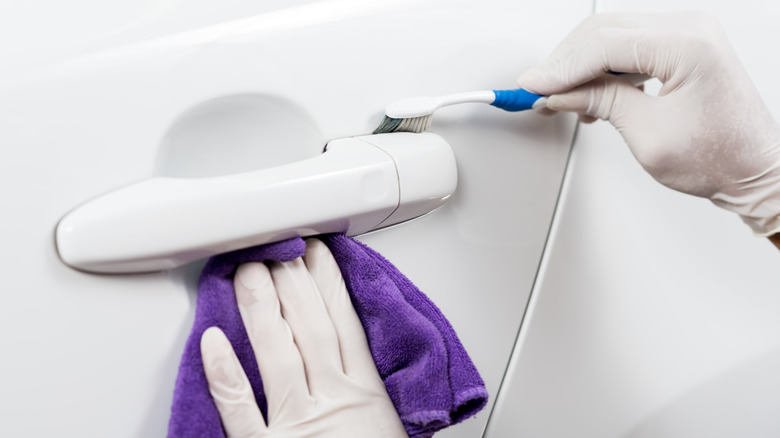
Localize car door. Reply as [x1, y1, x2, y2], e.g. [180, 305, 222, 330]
[0, 0, 590, 436]
[484, 1, 780, 436]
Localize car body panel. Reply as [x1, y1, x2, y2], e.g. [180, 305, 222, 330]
[0, 1, 588, 436]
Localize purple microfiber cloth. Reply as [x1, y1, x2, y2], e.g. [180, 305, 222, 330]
[168, 234, 487, 438]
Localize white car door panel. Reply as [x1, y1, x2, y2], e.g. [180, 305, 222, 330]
[0, 1, 590, 436]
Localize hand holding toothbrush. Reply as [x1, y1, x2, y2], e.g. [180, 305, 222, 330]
[517, 11, 780, 238]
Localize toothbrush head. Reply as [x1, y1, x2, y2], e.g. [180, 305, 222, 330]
[373, 95, 440, 134]
[372, 90, 498, 134]
[373, 114, 433, 134]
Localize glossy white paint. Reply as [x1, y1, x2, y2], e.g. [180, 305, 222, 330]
[57, 133, 457, 273]
[0, 0, 588, 436]
[486, 1, 780, 436]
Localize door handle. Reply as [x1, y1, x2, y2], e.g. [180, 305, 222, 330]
[56, 133, 457, 274]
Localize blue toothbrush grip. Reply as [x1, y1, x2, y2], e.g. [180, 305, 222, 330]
[490, 89, 544, 112]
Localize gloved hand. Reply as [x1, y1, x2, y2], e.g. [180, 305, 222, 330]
[517, 11, 780, 236]
[200, 239, 407, 438]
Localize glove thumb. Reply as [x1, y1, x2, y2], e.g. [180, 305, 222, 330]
[545, 75, 648, 127]
[545, 75, 677, 180]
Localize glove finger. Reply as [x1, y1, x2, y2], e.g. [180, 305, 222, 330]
[546, 75, 648, 126]
[544, 13, 645, 62]
[518, 14, 632, 90]
[269, 258, 345, 397]
[578, 114, 599, 124]
[302, 239, 385, 389]
[534, 106, 558, 117]
[547, 76, 680, 176]
[518, 26, 671, 96]
[234, 263, 312, 425]
[201, 327, 268, 437]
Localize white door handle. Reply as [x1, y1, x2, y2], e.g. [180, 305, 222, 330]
[56, 133, 457, 273]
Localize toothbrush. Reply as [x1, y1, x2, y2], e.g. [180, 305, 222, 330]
[372, 73, 650, 134]
[373, 88, 545, 134]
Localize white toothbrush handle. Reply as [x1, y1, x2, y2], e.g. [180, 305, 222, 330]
[434, 90, 496, 110]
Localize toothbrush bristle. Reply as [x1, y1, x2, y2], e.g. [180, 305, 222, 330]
[373, 114, 432, 134]
[372, 115, 403, 134]
[397, 115, 432, 133]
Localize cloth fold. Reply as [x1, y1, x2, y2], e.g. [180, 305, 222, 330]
[168, 234, 487, 438]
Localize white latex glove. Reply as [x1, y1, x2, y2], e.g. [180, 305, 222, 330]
[200, 239, 407, 438]
[517, 11, 780, 236]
